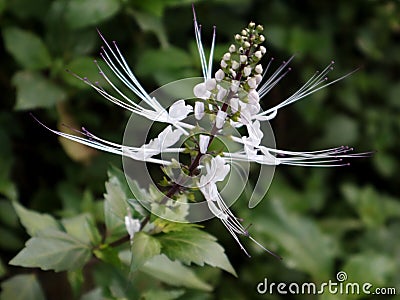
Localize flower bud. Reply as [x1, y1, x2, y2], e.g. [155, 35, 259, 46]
[216, 110, 227, 129]
[217, 87, 228, 101]
[243, 66, 252, 77]
[240, 55, 247, 63]
[231, 60, 240, 70]
[248, 77, 257, 89]
[215, 69, 225, 81]
[244, 41, 251, 48]
[205, 78, 216, 90]
[221, 60, 228, 68]
[255, 64, 263, 74]
[260, 46, 266, 54]
[229, 44, 236, 53]
[199, 134, 210, 154]
[241, 29, 247, 36]
[223, 52, 231, 61]
[254, 51, 262, 59]
[195, 101, 205, 120]
[259, 35, 265, 42]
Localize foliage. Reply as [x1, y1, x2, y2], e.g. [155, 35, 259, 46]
[0, 0, 399, 299]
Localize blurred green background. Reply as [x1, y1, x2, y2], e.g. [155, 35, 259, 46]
[0, 0, 399, 299]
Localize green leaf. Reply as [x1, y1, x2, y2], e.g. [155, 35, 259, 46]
[93, 245, 121, 268]
[13, 202, 61, 237]
[137, 47, 192, 74]
[61, 213, 101, 245]
[141, 289, 185, 300]
[2, 27, 51, 70]
[65, 0, 120, 29]
[342, 253, 395, 287]
[68, 269, 84, 299]
[128, 10, 169, 48]
[130, 232, 161, 271]
[254, 199, 336, 281]
[9, 229, 91, 272]
[0, 274, 45, 300]
[140, 254, 212, 291]
[104, 168, 131, 241]
[12, 71, 67, 110]
[80, 288, 103, 300]
[63, 56, 102, 89]
[158, 227, 237, 276]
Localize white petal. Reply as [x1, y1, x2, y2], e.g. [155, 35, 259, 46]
[199, 134, 210, 154]
[193, 83, 210, 99]
[216, 110, 227, 129]
[194, 101, 205, 120]
[169, 100, 193, 122]
[215, 69, 225, 81]
[205, 78, 217, 91]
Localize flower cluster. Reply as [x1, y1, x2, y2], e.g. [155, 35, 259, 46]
[36, 9, 368, 258]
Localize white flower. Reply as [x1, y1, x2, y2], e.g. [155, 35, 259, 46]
[198, 156, 280, 258]
[193, 82, 210, 99]
[244, 66, 252, 77]
[229, 44, 236, 53]
[217, 86, 228, 102]
[255, 64, 263, 74]
[199, 134, 210, 154]
[221, 60, 228, 68]
[247, 77, 257, 89]
[125, 213, 141, 240]
[223, 52, 231, 60]
[240, 55, 247, 63]
[216, 110, 227, 129]
[231, 60, 240, 70]
[248, 90, 260, 104]
[194, 101, 205, 120]
[205, 78, 217, 90]
[168, 100, 193, 122]
[215, 69, 225, 81]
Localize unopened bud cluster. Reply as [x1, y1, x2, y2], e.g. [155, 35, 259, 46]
[193, 22, 268, 127]
[220, 22, 266, 86]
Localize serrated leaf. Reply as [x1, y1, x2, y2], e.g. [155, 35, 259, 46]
[104, 169, 130, 241]
[2, 27, 51, 70]
[0, 274, 45, 300]
[158, 228, 236, 276]
[12, 202, 61, 237]
[12, 71, 66, 110]
[61, 213, 101, 245]
[65, 0, 120, 29]
[9, 229, 91, 272]
[130, 232, 161, 271]
[141, 254, 212, 291]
